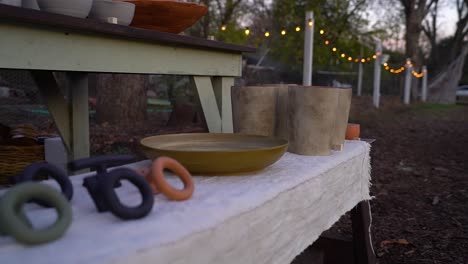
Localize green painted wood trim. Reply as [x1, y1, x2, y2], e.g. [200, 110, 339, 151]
[211, 77, 234, 133]
[191, 76, 222, 133]
[31, 71, 72, 153]
[68, 73, 89, 160]
[0, 24, 242, 77]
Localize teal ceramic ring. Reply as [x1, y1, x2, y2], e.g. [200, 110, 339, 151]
[0, 182, 72, 245]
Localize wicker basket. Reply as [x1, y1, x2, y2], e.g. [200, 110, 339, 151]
[0, 145, 45, 186]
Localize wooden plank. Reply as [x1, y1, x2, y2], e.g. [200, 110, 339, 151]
[191, 76, 222, 133]
[31, 71, 72, 153]
[351, 201, 376, 264]
[0, 4, 255, 53]
[68, 73, 89, 160]
[0, 24, 242, 76]
[211, 77, 234, 133]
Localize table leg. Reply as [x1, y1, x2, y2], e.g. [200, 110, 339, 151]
[211, 76, 234, 133]
[351, 200, 376, 264]
[191, 76, 234, 133]
[31, 71, 89, 161]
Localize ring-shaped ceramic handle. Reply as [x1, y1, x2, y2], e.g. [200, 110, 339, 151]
[101, 168, 154, 220]
[0, 182, 72, 245]
[149, 157, 194, 201]
[21, 162, 73, 205]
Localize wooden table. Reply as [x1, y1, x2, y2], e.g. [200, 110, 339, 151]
[0, 4, 254, 160]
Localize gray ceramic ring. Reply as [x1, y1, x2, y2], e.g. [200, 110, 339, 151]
[0, 182, 72, 245]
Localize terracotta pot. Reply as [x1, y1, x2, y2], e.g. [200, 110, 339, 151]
[288, 86, 339, 156]
[231, 86, 277, 137]
[121, 0, 208, 33]
[345, 123, 360, 140]
[330, 87, 352, 150]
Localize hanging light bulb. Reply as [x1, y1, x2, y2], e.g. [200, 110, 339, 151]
[348, 56, 352, 61]
[361, 58, 366, 63]
[281, 29, 287, 35]
[308, 19, 313, 27]
[341, 53, 346, 58]
[244, 27, 250, 36]
[383, 63, 388, 67]
[264, 31, 270, 37]
[373, 55, 377, 59]
[220, 25, 226, 31]
[295, 26, 301, 32]
[325, 40, 330, 45]
[319, 29, 325, 35]
[367, 58, 371, 61]
[355, 59, 359, 63]
[390, 69, 395, 73]
[332, 47, 337, 52]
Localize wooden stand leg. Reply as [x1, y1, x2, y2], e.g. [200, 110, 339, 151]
[351, 201, 376, 264]
[31, 71, 89, 162]
[191, 76, 234, 133]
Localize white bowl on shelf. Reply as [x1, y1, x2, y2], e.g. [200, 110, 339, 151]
[36, 0, 93, 18]
[22, 0, 39, 10]
[0, 0, 22, 7]
[89, 0, 135, 26]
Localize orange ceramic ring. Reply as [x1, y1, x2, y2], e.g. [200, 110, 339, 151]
[149, 157, 194, 201]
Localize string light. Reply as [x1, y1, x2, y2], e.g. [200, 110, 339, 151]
[220, 25, 226, 31]
[355, 59, 359, 63]
[264, 31, 270, 37]
[341, 53, 346, 58]
[412, 70, 424, 78]
[325, 40, 330, 45]
[281, 29, 286, 35]
[308, 19, 313, 27]
[383, 63, 388, 67]
[295, 26, 301, 32]
[319, 29, 325, 35]
[244, 27, 250, 36]
[367, 58, 371, 61]
[372, 55, 377, 59]
[348, 56, 352, 61]
[361, 58, 366, 63]
[332, 47, 337, 52]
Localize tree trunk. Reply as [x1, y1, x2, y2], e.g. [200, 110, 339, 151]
[95, 74, 148, 125]
[406, 14, 424, 99]
[428, 44, 468, 104]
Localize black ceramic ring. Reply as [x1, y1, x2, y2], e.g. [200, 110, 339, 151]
[20, 162, 73, 206]
[101, 168, 154, 220]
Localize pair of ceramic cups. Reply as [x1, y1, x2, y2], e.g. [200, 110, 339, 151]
[232, 85, 352, 156]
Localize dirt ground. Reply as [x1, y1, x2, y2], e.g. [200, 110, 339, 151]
[342, 96, 468, 264]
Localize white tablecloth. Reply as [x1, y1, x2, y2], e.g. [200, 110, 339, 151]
[0, 141, 371, 264]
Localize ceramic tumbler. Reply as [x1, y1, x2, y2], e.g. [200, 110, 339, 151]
[231, 86, 277, 137]
[330, 87, 352, 150]
[288, 86, 339, 156]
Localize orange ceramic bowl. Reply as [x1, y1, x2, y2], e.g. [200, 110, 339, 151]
[345, 123, 360, 140]
[121, 0, 208, 33]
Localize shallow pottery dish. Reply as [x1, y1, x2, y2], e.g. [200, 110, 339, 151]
[37, 0, 93, 18]
[89, 0, 135, 26]
[140, 133, 288, 175]
[119, 0, 208, 33]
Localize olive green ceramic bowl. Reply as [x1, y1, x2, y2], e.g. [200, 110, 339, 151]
[140, 133, 288, 175]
